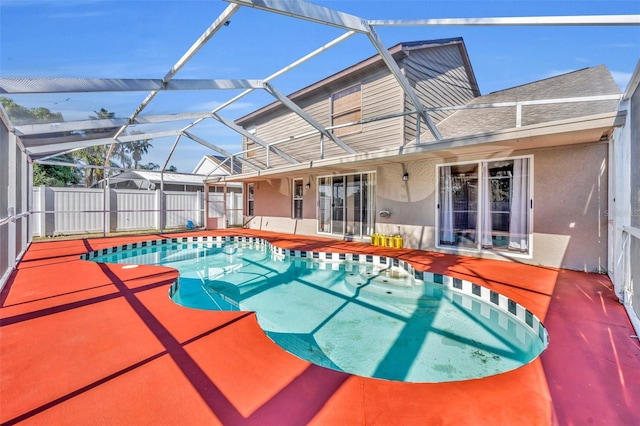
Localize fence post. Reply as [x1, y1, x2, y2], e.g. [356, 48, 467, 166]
[103, 184, 110, 237]
[38, 186, 46, 238]
[196, 190, 202, 227]
[7, 132, 17, 270]
[155, 189, 163, 232]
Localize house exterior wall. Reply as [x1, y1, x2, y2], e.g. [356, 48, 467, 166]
[244, 143, 608, 271]
[244, 178, 317, 235]
[244, 65, 404, 167]
[240, 42, 477, 165]
[402, 44, 478, 143]
[376, 143, 609, 271]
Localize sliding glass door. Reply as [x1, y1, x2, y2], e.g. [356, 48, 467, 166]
[438, 157, 531, 254]
[318, 172, 375, 239]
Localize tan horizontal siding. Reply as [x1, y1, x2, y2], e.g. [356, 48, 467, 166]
[403, 44, 477, 143]
[243, 65, 405, 162]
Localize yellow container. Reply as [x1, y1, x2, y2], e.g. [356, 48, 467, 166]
[371, 233, 379, 246]
[392, 234, 404, 249]
[384, 235, 393, 247]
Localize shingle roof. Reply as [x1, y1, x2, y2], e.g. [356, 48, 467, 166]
[434, 65, 621, 139]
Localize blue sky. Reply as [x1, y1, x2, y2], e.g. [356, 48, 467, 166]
[1, 0, 639, 172]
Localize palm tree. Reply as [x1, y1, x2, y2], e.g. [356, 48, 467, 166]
[127, 132, 153, 169]
[74, 108, 117, 187]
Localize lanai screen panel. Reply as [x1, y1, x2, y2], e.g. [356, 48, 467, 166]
[630, 78, 640, 320]
[0, 119, 9, 283]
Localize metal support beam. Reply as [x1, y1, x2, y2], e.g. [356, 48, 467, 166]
[368, 15, 640, 26]
[14, 111, 216, 136]
[0, 78, 263, 94]
[110, 3, 241, 153]
[226, 0, 369, 32]
[364, 24, 442, 140]
[26, 129, 183, 155]
[263, 82, 356, 154]
[161, 134, 182, 173]
[225, 0, 441, 141]
[182, 131, 262, 172]
[182, 30, 356, 132]
[211, 112, 299, 164]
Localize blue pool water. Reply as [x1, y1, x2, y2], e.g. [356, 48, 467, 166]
[90, 239, 547, 383]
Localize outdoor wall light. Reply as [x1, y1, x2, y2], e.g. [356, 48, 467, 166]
[305, 183, 311, 189]
[402, 172, 409, 181]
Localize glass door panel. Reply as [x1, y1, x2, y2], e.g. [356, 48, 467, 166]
[439, 164, 478, 248]
[345, 174, 361, 237]
[331, 176, 344, 235]
[318, 177, 331, 233]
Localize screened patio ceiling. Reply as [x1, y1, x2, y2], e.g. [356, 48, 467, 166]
[1, 0, 639, 179]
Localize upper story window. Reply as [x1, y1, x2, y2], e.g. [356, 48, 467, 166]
[245, 140, 257, 158]
[245, 125, 257, 158]
[331, 84, 362, 137]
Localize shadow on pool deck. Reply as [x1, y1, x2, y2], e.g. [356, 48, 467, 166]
[1, 229, 639, 425]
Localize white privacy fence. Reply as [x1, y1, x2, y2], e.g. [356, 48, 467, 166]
[31, 186, 243, 237]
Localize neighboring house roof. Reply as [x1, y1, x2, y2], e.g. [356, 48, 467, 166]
[109, 170, 206, 186]
[192, 155, 243, 175]
[433, 65, 621, 140]
[235, 37, 478, 126]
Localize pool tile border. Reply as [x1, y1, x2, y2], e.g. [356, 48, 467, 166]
[82, 235, 548, 346]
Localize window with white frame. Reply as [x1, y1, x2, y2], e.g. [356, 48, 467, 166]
[245, 126, 256, 158]
[437, 157, 532, 254]
[292, 179, 303, 219]
[331, 84, 362, 137]
[247, 183, 254, 216]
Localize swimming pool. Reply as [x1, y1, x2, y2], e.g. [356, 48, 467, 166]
[86, 235, 548, 383]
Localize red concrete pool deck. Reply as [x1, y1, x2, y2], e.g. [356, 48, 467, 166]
[1, 229, 638, 425]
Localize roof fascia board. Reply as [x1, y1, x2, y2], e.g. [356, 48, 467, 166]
[0, 78, 263, 94]
[211, 112, 299, 164]
[364, 25, 442, 140]
[263, 82, 357, 154]
[368, 15, 640, 26]
[456, 42, 481, 97]
[226, 0, 369, 32]
[182, 131, 262, 172]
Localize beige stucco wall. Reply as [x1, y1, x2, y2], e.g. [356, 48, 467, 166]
[532, 143, 608, 271]
[244, 177, 317, 235]
[374, 143, 609, 271]
[245, 142, 608, 271]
